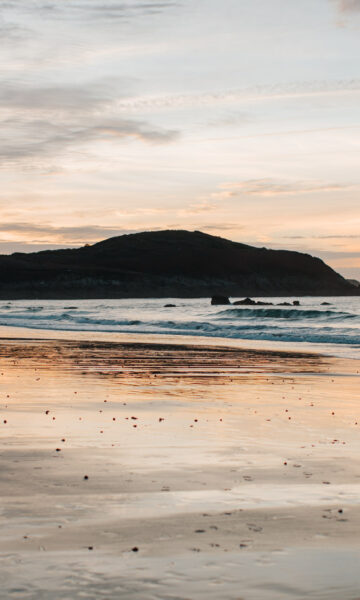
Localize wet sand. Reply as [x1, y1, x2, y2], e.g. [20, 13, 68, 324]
[0, 332, 360, 599]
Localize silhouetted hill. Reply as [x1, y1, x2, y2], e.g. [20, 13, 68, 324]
[0, 230, 357, 298]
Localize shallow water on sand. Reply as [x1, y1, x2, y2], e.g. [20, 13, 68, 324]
[3, 548, 360, 600]
[0, 339, 359, 599]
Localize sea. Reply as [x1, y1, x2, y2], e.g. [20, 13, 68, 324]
[0, 296, 359, 359]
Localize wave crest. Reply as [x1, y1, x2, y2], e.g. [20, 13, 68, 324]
[216, 308, 358, 321]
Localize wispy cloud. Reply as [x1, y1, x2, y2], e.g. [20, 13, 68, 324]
[316, 250, 360, 258]
[0, 79, 125, 112]
[0, 18, 29, 43]
[0, 221, 245, 248]
[1, 1, 179, 22]
[335, 0, 360, 13]
[0, 73, 178, 165]
[212, 179, 356, 199]
[0, 116, 179, 164]
[283, 234, 360, 240]
[115, 79, 360, 113]
[199, 223, 242, 232]
[0, 223, 138, 246]
[178, 200, 219, 216]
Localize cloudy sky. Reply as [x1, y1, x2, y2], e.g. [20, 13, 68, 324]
[1, 0, 359, 278]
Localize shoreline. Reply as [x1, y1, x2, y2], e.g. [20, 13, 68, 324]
[0, 323, 353, 360]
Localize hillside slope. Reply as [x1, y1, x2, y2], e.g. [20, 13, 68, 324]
[0, 230, 356, 298]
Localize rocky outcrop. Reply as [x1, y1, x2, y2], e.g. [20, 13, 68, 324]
[211, 296, 230, 305]
[233, 298, 273, 306]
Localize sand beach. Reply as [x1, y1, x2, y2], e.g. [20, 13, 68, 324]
[0, 328, 359, 599]
[2, 0, 360, 596]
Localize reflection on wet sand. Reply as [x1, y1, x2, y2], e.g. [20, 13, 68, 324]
[0, 339, 359, 599]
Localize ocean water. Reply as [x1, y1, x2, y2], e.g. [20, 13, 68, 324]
[0, 296, 359, 359]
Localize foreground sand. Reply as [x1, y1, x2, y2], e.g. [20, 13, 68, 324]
[0, 333, 360, 599]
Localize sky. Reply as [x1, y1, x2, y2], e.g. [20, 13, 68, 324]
[1, 0, 359, 279]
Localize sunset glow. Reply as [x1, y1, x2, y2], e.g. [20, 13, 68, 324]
[1, 0, 359, 277]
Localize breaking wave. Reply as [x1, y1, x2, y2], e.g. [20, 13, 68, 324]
[216, 308, 359, 321]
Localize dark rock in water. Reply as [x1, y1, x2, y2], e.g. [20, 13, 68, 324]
[293, 300, 300, 306]
[277, 302, 291, 306]
[164, 304, 176, 307]
[211, 295, 230, 305]
[233, 298, 273, 306]
[321, 302, 332, 305]
[233, 297, 256, 305]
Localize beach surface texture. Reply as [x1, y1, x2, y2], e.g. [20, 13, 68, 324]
[1, 329, 359, 599]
